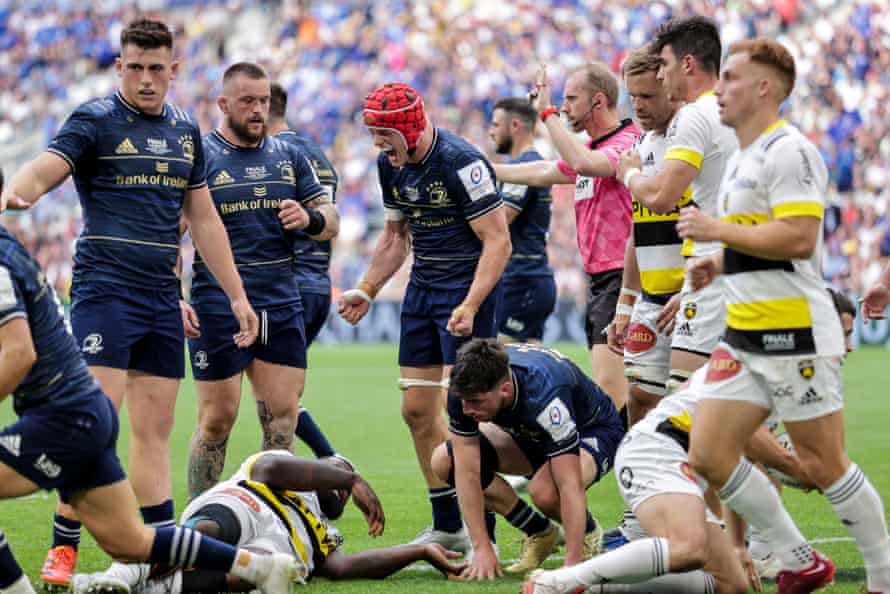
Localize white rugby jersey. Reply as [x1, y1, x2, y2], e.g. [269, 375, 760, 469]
[664, 91, 738, 257]
[632, 129, 690, 297]
[635, 365, 704, 448]
[718, 119, 843, 357]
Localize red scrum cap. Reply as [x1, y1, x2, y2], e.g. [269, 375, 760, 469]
[363, 82, 427, 153]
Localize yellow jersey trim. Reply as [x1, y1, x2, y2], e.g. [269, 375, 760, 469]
[727, 297, 812, 331]
[772, 202, 823, 220]
[664, 148, 703, 170]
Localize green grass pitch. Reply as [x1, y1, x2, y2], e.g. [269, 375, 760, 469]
[1, 343, 887, 593]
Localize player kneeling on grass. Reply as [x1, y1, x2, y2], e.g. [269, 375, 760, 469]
[0, 187, 295, 594]
[432, 339, 625, 579]
[92, 451, 465, 593]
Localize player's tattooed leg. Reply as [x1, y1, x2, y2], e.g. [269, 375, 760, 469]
[187, 432, 229, 500]
[257, 400, 296, 452]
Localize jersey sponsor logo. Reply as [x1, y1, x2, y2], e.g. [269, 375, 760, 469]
[253, 185, 268, 197]
[574, 176, 593, 201]
[0, 434, 21, 457]
[156, 161, 169, 174]
[458, 160, 496, 202]
[179, 134, 195, 162]
[114, 138, 138, 155]
[214, 170, 235, 185]
[683, 301, 697, 320]
[624, 323, 656, 354]
[245, 165, 270, 180]
[505, 317, 525, 333]
[194, 350, 209, 370]
[426, 181, 450, 206]
[278, 161, 296, 184]
[0, 267, 16, 309]
[798, 387, 822, 405]
[619, 466, 633, 490]
[221, 487, 262, 512]
[762, 332, 796, 352]
[34, 453, 61, 479]
[797, 359, 815, 379]
[675, 321, 692, 337]
[82, 333, 104, 355]
[535, 397, 576, 443]
[644, 152, 655, 166]
[705, 349, 741, 383]
[146, 138, 172, 155]
[403, 186, 421, 202]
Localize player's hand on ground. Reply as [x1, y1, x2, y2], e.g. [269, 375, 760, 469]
[617, 149, 642, 184]
[230, 297, 258, 347]
[351, 477, 385, 536]
[529, 64, 551, 113]
[423, 544, 467, 579]
[447, 302, 476, 337]
[736, 546, 763, 592]
[180, 300, 201, 338]
[0, 188, 30, 211]
[606, 314, 630, 356]
[459, 545, 502, 580]
[861, 282, 889, 320]
[278, 199, 310, 230]
[656, 293, 681, 335]
[685, 255, 719, 292]
[677, 205, 720, 242]
[338, 290, 372, 325]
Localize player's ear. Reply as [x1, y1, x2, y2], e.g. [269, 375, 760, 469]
[217, 95, 228, 115]
[115, 56, 122, 78]
[170, 60, 180, 80]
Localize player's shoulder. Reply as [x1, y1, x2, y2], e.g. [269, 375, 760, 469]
[514, 149, 544, 165]
[434, 128, 487, 166]
[71, 95, 117, 119]
[165, 102, 198, 130]
[759, 121, 807, 155]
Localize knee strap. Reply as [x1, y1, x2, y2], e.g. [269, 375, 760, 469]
[444, 434, 499, 489]
[184, 503, 242, 545]
[625, 365, 668, 397]
[398, 378, 450, 391]
[666, 368, 692, 394]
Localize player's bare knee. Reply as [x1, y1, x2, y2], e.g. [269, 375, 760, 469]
[400, 401, 437, 433]
[667, 529, 708, 571]
[715, 573, 749, 594]
[687, 448, 721, 486]
[528, 480, 559, 516]
[198, 415, 237, 442]
[430, 442, 452, 482]
[797, 450, 847, 490]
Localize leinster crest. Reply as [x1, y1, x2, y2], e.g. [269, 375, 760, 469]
[179, 134, 195, 162]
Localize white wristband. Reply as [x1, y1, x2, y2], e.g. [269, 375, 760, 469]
[623, 167, 641, 188]
[615, 303, 634, 317]
[620, 288, 641, 299]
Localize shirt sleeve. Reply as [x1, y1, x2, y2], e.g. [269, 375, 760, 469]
[534, 389, 580, 457]
[664, 105, 709, 170]
[556, 159, 578, 181]
[500, 182, 531, 212]
[46, 104, 98, 173]
[187, 125, 208, 189]
[451, 153, 502, 221]
[0, 265, 27, 327]
[447, 391, 480, 437]
[378, 157, 404, 221]
[765, 138, 828, 220]
[288, 146, 326, 206]
[303, 142, 339, 203]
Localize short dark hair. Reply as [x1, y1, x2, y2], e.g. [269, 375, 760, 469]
[828, 288, 856, 319]
[493, 97, 537, 130]
[120, 19, 173, 51]
[269, 82, 288, 120]
[651, 16, 722, 76]
[450, 339, 510, 397]
[222, 62, 268, 88]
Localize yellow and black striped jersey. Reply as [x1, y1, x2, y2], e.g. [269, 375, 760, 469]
[664, 91, 738, 258]
[718, 120, 843, 357]
[632, 129, 691, 296]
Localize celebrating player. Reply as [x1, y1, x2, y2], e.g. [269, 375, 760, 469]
[338, 82, 510, 555]
[0, 19, 256, 588]
[488, 97, 556, 344]
[617, 16, 738, 392]
[677, 37, 890, 594]
[494, 62, 639, 410]
[266, 82, 343, 461]
[185, 63, 332, 499]
[434, 340, 624, 578]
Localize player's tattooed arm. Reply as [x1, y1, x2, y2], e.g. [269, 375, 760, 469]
[304, 192, 340, 240]
[256, 400, 295, 452]
[187, 432, 229, 499]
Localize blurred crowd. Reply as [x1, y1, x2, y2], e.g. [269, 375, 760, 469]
[2, 0, 888, 304]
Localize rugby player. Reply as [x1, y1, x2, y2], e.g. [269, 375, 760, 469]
[433, 340, 624, 578]
[186, 63, 333, 499]
[493, 62, 639, 411]
[266, 82, 342, 461]
[92, 451, 464, 593]
[0, 19, 257, 588]
[677, 37, 890, 594]
[617, 16, 738, 393]
[0, 202, 295, 594]
[338, 83, 510, 555]
[488, 97, 556, 345]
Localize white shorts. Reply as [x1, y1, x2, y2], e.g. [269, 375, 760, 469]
[623, 298, 673, 395]
[696, 342, 844, 422]
[615, 429, 719, 524]
[671, 277, 725, 357]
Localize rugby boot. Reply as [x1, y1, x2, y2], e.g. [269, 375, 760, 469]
[521, 569, 587, 594]
[69, 573, 130, 594]
[409, 525, 472, 555]
[42, 545, 77, 590]
[582, 522, 604, 560]
[776, 551, 835, 594]
[506, 522, 561, 573]
[253, 552, 301, 594]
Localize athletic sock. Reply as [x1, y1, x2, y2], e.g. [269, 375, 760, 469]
[51, 514, 81, 550]
[2, 575, 37, 594]
[825, 463, 890, 591]
[0, 530, 25, 589]
[590, 571, 716, 593]
[294, 407, 335, 459]
[485, 510, 497, 544]
[429, 487, 462, 533]
[141, 500, 175, 529]
[505, 499, 550, 536]
[150, 527, 236, 573]
[545, 537, 671, 588]
[719, 458, 813, 571]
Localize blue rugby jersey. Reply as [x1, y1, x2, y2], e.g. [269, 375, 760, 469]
[48, 92, 206, 290]
[275, 131, 338, 296]
[499, 149, 553, 279]
[378, 128, 503, 290]
[448, 344, 619, 458]
[190, 132, 325, 313]
[0, 227, 99, 415]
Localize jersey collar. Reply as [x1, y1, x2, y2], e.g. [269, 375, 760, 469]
[114, 91, 168, 120]
[695, 89, 716, 101]
[590, 118, 634, 149]
[761, 119, 789, 137]
[212, 129, 267, 151]
[409, 127, 439, 168]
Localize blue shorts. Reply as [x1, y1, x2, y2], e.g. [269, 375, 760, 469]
[301, 292, 331, 348]
[71, 283, 184, 378]
[398, 283, 501, 368]
[498, 275, 557, 341]
[516, 420, 624, 486]
[189, 305, 307, 381]
[0, 391, 126, 502]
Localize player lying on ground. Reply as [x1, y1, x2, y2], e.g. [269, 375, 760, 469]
[85, 451, 465, 593]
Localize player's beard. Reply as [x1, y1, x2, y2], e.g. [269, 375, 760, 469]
[229, 116, 266, 145]
[495, 136, 513, 155]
